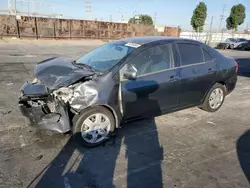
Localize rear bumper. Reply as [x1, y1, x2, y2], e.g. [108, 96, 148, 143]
[19, 99, 71, 133]
[226, 73, 237, 95]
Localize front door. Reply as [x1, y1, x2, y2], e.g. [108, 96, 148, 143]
[120, 43, 181, 119]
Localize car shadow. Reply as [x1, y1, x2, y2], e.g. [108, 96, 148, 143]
[236, 130, 250, 184]
[29, 80, 164, 188]
[236, 58, 250, 77]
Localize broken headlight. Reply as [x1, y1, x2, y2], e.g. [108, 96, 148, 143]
[31, 77, 39, 84]
[53, 87, 73, 103]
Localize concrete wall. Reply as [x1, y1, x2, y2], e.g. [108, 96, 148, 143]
[0, 15, 181, 39]
[181, 31, 250, 43]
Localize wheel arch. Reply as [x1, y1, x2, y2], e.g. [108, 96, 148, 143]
[100, 104, 120, 128]
[201, 82, 226, 104]
[74, 104, 120, 128]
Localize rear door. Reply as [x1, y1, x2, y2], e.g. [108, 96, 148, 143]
[176, 42, 217, 107]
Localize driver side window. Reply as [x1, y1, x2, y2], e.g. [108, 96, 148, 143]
[128, 44, 172, 76]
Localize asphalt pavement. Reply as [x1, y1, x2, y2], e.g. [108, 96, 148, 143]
[0, 39, 249, 188]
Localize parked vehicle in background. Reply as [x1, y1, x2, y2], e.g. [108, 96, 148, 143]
[216, 38, 248, 49]
[18, 37, 238, 147]
[235, 40, 250, 51]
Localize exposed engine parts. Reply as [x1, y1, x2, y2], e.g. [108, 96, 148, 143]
[53, 87, 74, 104]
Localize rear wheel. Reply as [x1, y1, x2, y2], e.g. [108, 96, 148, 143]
[229, 44, 234, 49]
[201, 83, 226, 112]
[72, 106, 115, 147]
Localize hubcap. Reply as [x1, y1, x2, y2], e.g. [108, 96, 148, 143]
[81, 113, 111, 144]
[209, 88, 224, 109]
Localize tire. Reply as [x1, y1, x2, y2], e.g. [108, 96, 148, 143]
[72, 106, 115, 148]
[229, 44, 234, 49]
[201, 83, 226, 112]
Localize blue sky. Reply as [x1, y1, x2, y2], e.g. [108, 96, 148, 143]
[1, 0, 250, 30]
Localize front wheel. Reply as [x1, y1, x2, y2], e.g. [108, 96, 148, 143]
[201, 83, 226, 112]
[72, 106, 115, 148]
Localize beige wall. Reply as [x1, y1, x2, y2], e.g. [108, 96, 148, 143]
[0, 15, 181, 39]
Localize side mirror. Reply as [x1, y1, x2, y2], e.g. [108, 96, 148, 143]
[123, 65, 137, 80]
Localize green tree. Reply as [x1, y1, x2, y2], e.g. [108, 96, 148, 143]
[226, 4, 246, 31]
[191, 2, 207, 32]
[128, 14, 153, 25]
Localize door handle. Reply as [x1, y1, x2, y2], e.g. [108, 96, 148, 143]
[208, 68, 214, 74]
[169, 75, 178, 82]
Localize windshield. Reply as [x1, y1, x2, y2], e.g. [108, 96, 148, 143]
[75, 42, 135, 72]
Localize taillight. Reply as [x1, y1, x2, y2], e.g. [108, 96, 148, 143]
[234, 61, 238, 73]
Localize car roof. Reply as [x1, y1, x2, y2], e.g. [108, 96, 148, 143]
[118, 36, 200, 45]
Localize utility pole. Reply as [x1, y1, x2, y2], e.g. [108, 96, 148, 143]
[208, 16, 213, 45]
[8, 0, 17, 15]
[218, 5, 226, 42]
[110, 14, 112, 22]
[7, 0, 59, 18]
[137, 0, 140, 14]
[118, 6, 123, 22]
[246, 6, 250, 33]
[85, 0, 92, 20]
[154, 12, 157, 25]
[218, 5, 226, 32]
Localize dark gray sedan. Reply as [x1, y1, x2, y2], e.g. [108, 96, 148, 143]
[19, 37, 238, 147]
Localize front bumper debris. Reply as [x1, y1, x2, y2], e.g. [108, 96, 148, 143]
[19, 83, 71, 133]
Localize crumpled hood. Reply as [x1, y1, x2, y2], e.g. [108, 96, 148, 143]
[34, 57, 94, 90]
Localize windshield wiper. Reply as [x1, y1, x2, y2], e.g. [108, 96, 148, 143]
[72, 61, 95, 73]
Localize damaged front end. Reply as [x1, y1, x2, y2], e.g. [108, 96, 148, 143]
[18, 54, 122, 135]
[19, 82, 71, 133]
[18, 57, 96, 133]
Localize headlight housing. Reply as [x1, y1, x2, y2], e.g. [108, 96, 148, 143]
[31, 78, 38, 84]
[53, 87, 73, 103]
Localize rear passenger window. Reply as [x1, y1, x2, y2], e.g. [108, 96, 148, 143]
[178, 43, 203, 66]
[203, 49, 213, 62]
